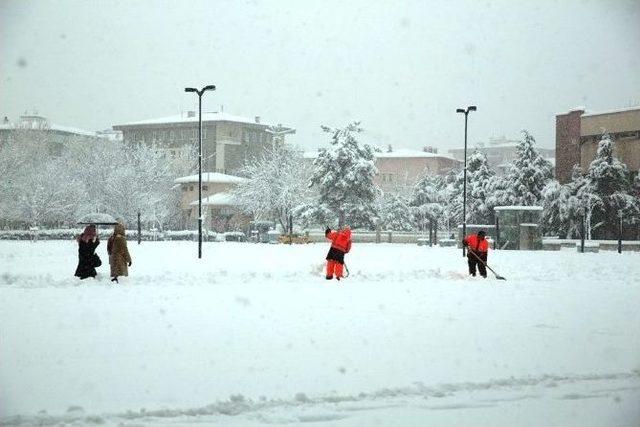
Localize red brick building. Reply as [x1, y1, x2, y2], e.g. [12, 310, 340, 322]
[555, 106, 640, 183]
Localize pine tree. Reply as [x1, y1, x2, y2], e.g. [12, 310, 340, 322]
[496, 130, 553, 206]
[309, 122, 380, 228]
[410, 174, 446, 232]
[466, 150, 495, 224]
[380, 193, 414, 231]
[584, 134, 639, 238]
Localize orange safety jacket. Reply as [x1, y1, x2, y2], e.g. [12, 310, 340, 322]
[326, 229, 352, 253]
[464, 234, 489, 253]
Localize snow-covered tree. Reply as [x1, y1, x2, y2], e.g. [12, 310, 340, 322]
[13, 157, 84, 227]
[234, 144, 312, 232]
[308, 122, 380, 228]
[0, 130, 55, 224]
[466, 150, 496, 224]
[410, 173, 446, 232]
[582, 134, 639, 238]
[490, 130, 553, 207]
[541, 178, 583, 238]
[379, 193, 414, 231]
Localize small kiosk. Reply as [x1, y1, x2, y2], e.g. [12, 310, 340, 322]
[494, 206, 543, 250]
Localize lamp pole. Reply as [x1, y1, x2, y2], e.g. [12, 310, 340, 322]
[456, 105, 477, 257]
[185, 85, 216, 259]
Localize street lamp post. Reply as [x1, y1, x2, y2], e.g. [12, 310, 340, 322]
[185, 85, 216, 259]
[456, 105, 477, 257]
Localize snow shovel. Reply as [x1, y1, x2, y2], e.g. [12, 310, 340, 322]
[468, 250, 506, 281]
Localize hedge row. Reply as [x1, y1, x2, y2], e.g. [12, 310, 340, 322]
[0, 229, 247, 242]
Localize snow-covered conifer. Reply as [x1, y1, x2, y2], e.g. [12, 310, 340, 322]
[494, 131, 553, 206]
[380, 193, 414, 231]
[309, 122, 380, 228]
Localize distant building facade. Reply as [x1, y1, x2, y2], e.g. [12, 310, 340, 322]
[555, 106, 640, 183]
[449, 136, 555, 176]
[113, 111, 295, 175]
[373, 149, 461, 193]
[0, 113, 104, 153]
[304, 147, 461, 194]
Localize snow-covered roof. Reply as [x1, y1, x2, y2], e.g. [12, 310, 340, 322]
[582, 106, 640, 117]
[49, 124, 98, 137]
[0, 121, 98, 137]
[174, 172, 247, 185]
[115, 111, 278, 128]
[494, 206, 543, 211]
[303, 148, 458, 161]
[303, 150, 321, 159]
[375, 149, 456, 160]
[190, 192, 236, 206]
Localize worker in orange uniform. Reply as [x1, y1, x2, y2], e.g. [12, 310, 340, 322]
[324, 225, 352, 281]
[463, 230, 489, 278]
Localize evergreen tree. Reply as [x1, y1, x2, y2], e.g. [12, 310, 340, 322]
[309, 122, 380, 228]
[584, 134, 639, 238]
[466, 150, 496, 224]
[410, 174, 446, 232]
[380, 193, 414, 231]
[443, 168, 464, 227]
[493, 130, 553, 206]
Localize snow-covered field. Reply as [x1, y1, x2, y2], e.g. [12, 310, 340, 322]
[1, 240, 639, 426]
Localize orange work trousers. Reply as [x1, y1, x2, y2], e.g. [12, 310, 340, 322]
[326, 260, 344, 279]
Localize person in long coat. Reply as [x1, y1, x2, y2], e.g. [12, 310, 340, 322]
[107, 223, 132, 283]
[74, 224, 100, 279]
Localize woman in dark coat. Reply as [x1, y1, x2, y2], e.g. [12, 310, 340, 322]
[74, 224, 100, 279]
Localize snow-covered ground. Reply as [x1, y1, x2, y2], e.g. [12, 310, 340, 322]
[1, 240, 639, 426]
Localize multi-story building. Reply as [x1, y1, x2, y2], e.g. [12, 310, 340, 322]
[304, 147, 461, 194]
[556, 106, 640, 183]
[448, 136, 555, 176]
[373, 148, 461, 193]
[0, 113, 102, 153]
[113, 111, 295, 175]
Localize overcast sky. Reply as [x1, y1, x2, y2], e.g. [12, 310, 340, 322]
[1, 0, 639, 151]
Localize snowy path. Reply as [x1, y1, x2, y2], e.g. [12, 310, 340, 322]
[1, 241, 639, 426]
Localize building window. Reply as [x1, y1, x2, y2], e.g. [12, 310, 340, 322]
[202, 185, 208, 191]
[189, 185, 194, 191]
[182, 186, 188, 192]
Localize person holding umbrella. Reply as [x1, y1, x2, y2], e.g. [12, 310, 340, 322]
[74, 224, 101, 280]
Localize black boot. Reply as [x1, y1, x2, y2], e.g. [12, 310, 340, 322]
[111, 276, 118, 283]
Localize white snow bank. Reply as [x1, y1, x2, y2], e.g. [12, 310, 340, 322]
[0, 242, 639, 426]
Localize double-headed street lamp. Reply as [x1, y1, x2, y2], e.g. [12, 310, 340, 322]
[456, 105, 477, 257]
[185, 84, 216, 259]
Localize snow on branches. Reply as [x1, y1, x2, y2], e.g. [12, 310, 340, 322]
[233, 143, 311, 232]
[308, 122, 380, 228]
